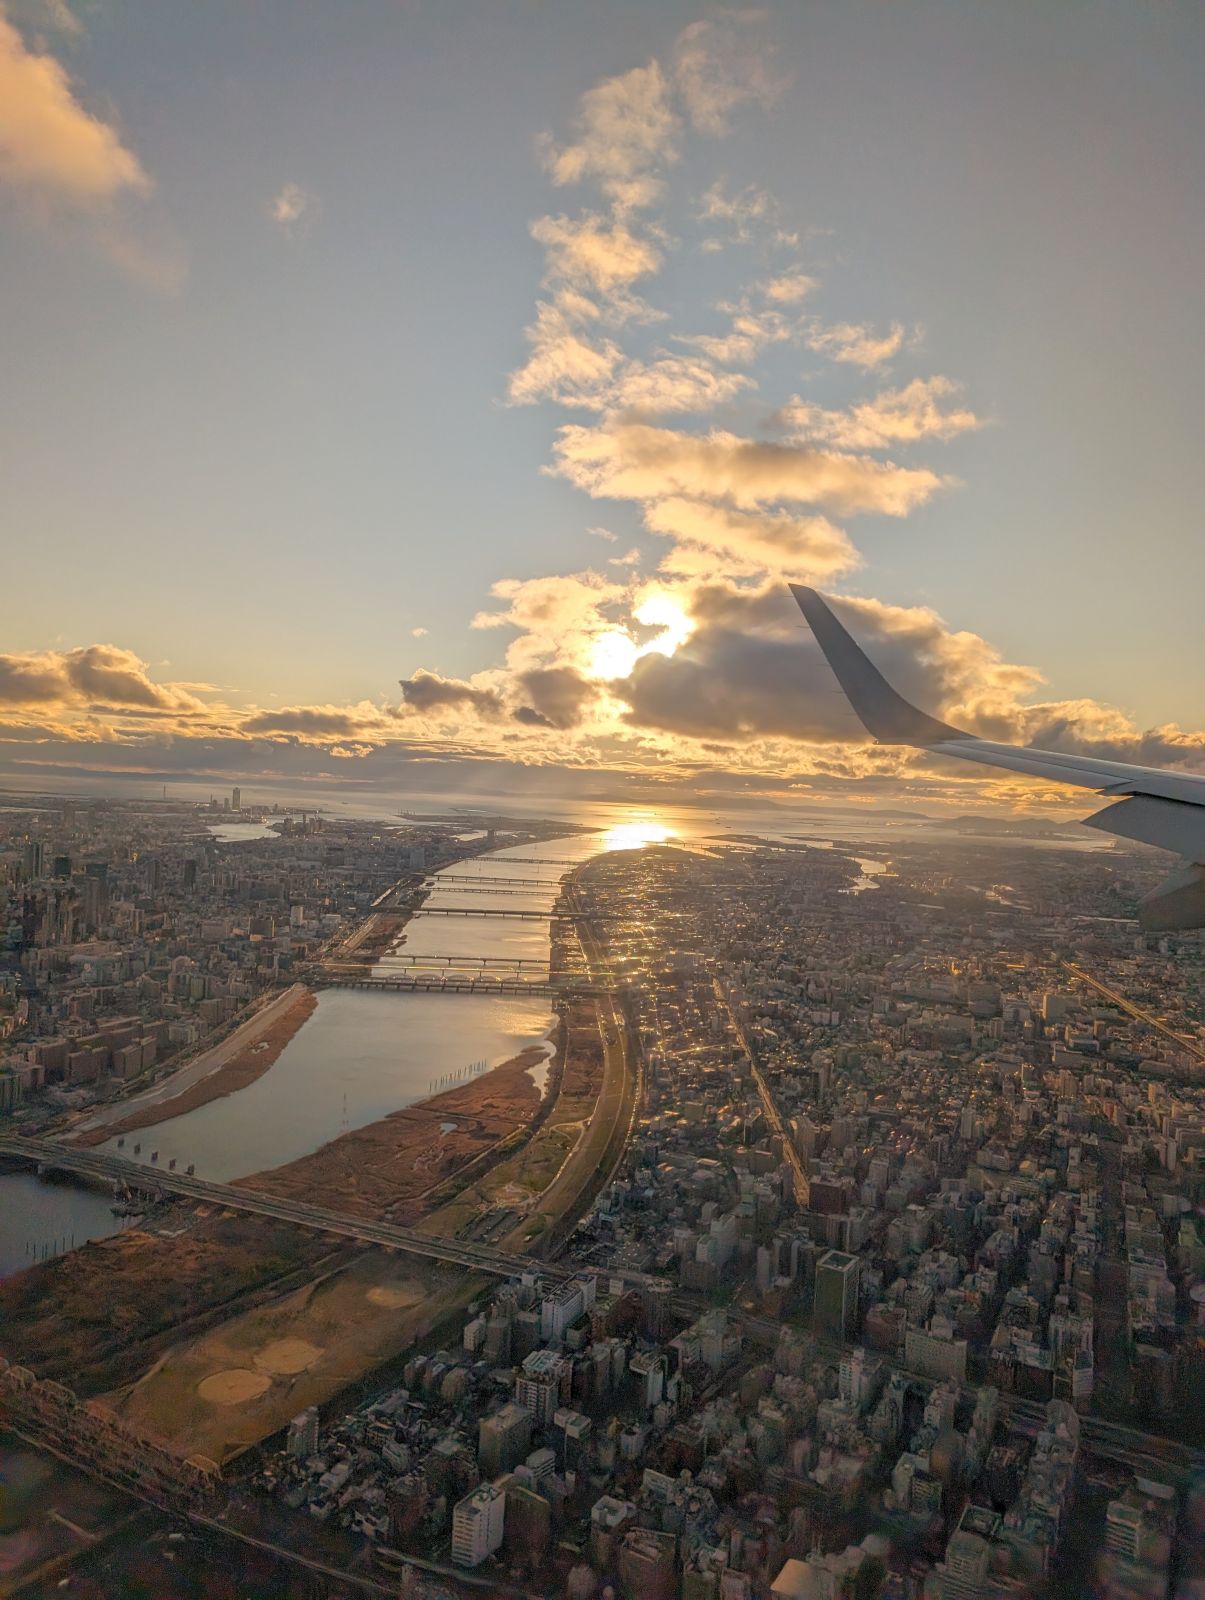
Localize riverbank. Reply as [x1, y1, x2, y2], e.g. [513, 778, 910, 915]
[239, 1041, 550, 1220]
[67, 985, 317, 1149]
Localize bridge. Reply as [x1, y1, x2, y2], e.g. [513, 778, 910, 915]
[328, 953, 551, 970]
[411, 905, 599, 920]
[7, 1132, 1203, 1490]
[0, 1136, 578, 1283]
[321, 974, 616, 998]
[426, 872, 576, 887]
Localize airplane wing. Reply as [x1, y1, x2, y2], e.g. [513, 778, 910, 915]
[790, 583, 1205, 931]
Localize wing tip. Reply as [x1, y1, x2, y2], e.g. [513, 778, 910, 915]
[789, 581, 968, 747]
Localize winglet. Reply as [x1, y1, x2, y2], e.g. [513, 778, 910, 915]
[790, 583, 969, 747]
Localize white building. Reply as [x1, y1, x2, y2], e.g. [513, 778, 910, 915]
[451, 1482, 506, 1568]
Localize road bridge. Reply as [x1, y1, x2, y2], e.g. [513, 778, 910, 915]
[416, 884, 557, 896]
[0, 1136, 575, 1283]
[324, 953, 550, 969]
[321, 974, 616, 999]
[433, 856, 587, 868]
[426, 872, 575, 887]
[413, 905, 602, 920]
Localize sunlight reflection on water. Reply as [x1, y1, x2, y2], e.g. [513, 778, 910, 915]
[598, 815, 677, 852]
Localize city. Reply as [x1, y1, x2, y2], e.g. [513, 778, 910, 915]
[2, 3, 1203, 1597]
[1, 792, 1202, 1598]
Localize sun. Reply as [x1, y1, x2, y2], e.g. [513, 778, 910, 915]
[633, 593, 693, 656]
[601, 813, 677, 851]
[584, 593, 694, 681]
[587, 630, 640, 679]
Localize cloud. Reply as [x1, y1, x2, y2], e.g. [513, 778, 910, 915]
[531, 212, 662, 296]
[609, 354, 754, 415]
[471, 571, 627, 660]
[0, 644, 204, 713]
[608, 546, 643, 568]
[509, 295, 624, 408]
[8, 0, 83, 39]
[411, 626, 429, 638]
[0, 6, 149, 207]
[543, 60, 679, 212]
[605, 580, 1041, 751]
[780, 377, 982, 449]
[695, 179, 798, 250]
[550, 420, 949, 517]
[672, 14, 786, 136]
[241, 704, 391, 739]
[676, 306, 792, 365]
[805, 320, 908, 369]
[643, 497, 859, 581]
[398, 670, 503, 719]
[514, 666, 600, 730]
[762, 271, 816, 305]
[269, 182, 316, 231]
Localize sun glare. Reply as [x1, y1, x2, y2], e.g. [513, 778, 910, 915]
[600, 815, 677, 852]
[587, 630, 640, 679]
[633, 593, 694, 657]
[586, 595, 693, 682]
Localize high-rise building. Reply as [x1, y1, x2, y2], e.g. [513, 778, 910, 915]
[22, 841, 44, 880]
[232, 786, 241, 811]
[932, 1530, 991, 1599]
[905, 1319, 969, 1382]
[617, 1527, 678, 1600]
[515, 1349, 571, 1424]
[286, 1406, 319, 1458]
[451, 1482, 506, 1568]
[478, 1401, 533, 1478]
[813, 1249, 860, 1342]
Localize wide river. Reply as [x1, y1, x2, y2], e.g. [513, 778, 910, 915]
[1, 796, 1088, 1274]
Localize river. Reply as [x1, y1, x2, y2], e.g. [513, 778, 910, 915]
[0, 803, 1025, 1272]
[83, 833, 615, 1184]
[0, 1172, 135, 1280]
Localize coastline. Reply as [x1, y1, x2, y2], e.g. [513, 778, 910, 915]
[67, 986, 318, 1149]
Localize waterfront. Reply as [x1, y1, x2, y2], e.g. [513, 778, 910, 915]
[93, 989, 555, 1183]
[0, 806, 1091, 1271]
[0, 1172, 124, 1279]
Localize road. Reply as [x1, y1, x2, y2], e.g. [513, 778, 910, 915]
[1064, 961, 1205, 1064]
[521, 874, 641, 1255]
[0, 1135, 570, 1283]
[716, 977, 811, 1209]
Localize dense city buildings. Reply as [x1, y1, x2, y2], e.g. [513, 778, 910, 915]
[2, 796, 1203, 1598]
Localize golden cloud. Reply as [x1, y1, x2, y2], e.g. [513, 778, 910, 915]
[0, 7, 149, 206]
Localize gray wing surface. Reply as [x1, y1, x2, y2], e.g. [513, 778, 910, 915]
[790, 583, 1205, 931]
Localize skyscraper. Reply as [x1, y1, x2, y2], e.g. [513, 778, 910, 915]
[814, 1249, 860, 1342]
[451, 1482, 505, 1567]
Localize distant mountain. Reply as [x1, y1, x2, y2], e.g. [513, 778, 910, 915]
[936, 814, 1084, 839]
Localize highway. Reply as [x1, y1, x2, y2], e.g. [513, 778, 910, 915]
[533, 872, 643, 1254]
[715, 977, 811, 1210]
[0, 1135, 572, 1284]
[1064, 961, 1205, 1065]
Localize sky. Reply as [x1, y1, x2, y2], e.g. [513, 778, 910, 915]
[1, 0, 1203, 813]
